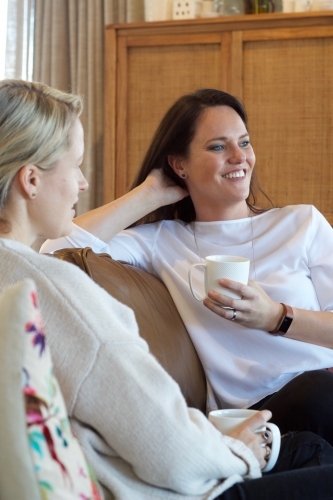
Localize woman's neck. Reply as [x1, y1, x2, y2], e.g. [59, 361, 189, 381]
[0, 231, 32, 246]
[0, 203, 37, 246]
[194, 202, 253, 222]
[0, 217, 35, 246]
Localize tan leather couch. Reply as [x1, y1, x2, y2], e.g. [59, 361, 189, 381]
[51, 247, 207, 413]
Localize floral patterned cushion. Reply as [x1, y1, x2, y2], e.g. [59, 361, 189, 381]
[22, 280, 102, 500]
[0, 279, 101, 500]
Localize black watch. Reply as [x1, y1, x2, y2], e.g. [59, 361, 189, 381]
[269, 303, 294, 336]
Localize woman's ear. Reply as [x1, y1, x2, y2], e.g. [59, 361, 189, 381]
[17, 165, 40, 199]
[168, 155, 187, 179]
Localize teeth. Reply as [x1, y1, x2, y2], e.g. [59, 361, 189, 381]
[223, 170, 245, 179]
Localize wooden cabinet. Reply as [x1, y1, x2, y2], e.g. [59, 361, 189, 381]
[104, 12, 333, 222]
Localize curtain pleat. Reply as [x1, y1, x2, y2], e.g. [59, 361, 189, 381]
[127, 0, 145, 22]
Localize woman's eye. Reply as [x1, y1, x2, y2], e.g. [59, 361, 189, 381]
[209, 144, 224, 151]
[240, 140, 250, 147]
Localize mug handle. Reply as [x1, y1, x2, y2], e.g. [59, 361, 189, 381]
[259, 422, 281, 472]
[189, 263, 206, 301]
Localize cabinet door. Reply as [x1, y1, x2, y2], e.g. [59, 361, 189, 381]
[110, 32, 233, 199]
[234, 26, 333, 222]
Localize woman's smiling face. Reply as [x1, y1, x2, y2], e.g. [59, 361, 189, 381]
[179, 105, 256, 220]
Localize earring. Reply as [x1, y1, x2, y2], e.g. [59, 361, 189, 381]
[31, 192, 36, 198]
[181, 173, 187, 179]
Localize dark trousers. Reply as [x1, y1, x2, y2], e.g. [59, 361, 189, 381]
[251, 369, 333, 446]
[217, 431, 333, 500]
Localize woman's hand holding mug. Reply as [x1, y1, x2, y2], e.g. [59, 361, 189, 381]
[209, 409, 280, 472]
[207, 279, 284, 332]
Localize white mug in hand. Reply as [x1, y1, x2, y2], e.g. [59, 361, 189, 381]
[208, 409, 281, 472]
[189, 255, 250, 301]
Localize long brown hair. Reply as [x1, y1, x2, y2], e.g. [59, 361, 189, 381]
[130, 88, 273, 226]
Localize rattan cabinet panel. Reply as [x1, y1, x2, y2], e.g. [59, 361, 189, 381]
[243, 35, 333, 217]
[127, 43, 221, 186]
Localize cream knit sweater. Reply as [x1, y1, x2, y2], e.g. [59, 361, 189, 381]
[0, 238, 261, 500]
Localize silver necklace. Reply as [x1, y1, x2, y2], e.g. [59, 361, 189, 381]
[192, 222, 204, 262]
[192, 214, 257, 281]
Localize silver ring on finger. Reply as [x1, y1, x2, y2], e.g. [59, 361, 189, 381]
[265, 445, 271, 461]
[263, 431, 270, 441]
[231, 309, 237, 321]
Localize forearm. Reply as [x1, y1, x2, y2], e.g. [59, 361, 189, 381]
[261, 293, 333, 349]
[282, 308, 333, 349]
[74, 184, 160, 241]
[74, 169, 188, 242]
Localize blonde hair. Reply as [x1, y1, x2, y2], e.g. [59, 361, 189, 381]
[0, 79, 83, 213]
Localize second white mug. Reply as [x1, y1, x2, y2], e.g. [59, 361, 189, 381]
[208, 409, 281, 472]
[189, 255, 250, 301]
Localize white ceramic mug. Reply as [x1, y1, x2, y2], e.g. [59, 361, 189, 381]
[189, 255, 250, 301]
[208, 409, 281, 472]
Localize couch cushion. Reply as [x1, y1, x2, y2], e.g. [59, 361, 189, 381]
[0, 279, 102, 500]
[51, 247, 207, 413]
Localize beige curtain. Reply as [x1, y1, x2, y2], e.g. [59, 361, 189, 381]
[105, 0, 145, 24]
[33, 0, 144, 214]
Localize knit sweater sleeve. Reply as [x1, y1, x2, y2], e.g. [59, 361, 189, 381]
[71, 338, 261, 496]
[0, 240, 261, 496]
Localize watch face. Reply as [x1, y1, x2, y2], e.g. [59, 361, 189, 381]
[279, 316, 293, 334]
[269, 304, 294, 335]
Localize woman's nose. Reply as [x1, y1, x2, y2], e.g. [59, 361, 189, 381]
[228, 146, 246, 164]
[79, 169, 89, 192]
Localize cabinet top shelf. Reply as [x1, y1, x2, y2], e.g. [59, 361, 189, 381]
[106, 11, 333, 35]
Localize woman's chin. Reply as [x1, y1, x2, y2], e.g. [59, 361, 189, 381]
[45, 226, 72, 242]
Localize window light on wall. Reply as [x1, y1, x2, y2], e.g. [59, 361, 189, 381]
[0, 0, 8, 79]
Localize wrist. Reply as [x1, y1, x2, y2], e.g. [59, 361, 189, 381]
[267, 303, 284, 333]
[269, 303, 294, 336]
[133, 181, 162, 212]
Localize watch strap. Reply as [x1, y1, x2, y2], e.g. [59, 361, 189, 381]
[269, 303, 294, 336]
